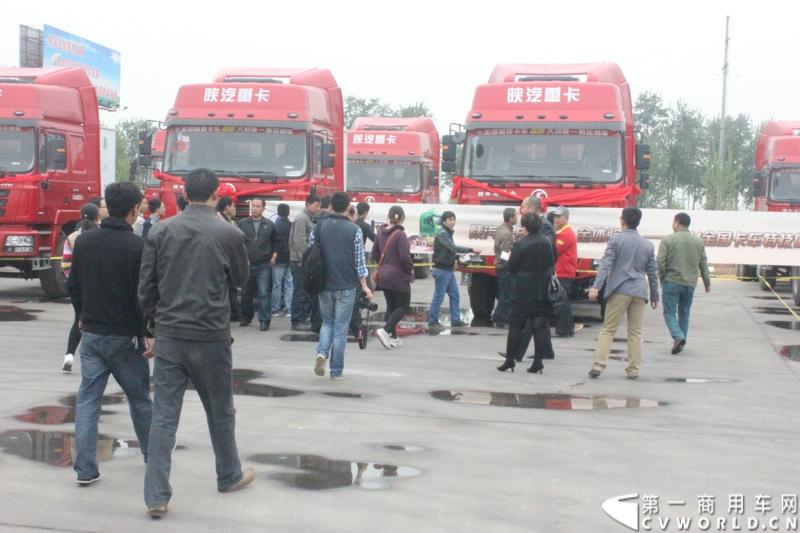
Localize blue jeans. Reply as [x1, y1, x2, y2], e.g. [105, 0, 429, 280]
[429, 268, 460, 325]
[271, 264, 294, 313]
[241, 264, 271, 323]
[74, 332, 151, 480]
[290, 262, 311, 324]
[491, 270, 511, 326]
[144, 337, 243, 507]
[316, 288, 356, 377]
[662, 281, 695, 341]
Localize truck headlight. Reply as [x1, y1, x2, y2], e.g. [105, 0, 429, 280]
[6, 236, 34, 247]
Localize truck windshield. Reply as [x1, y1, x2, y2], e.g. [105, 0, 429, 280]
[347, 159, 422, 193]
[464, 128, 623, 183]
[0, 126, 35, 175]
[164, 126, 307, 179]
[770, 169, 800, 203]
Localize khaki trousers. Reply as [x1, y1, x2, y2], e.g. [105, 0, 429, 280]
[592, 293, 645, 374]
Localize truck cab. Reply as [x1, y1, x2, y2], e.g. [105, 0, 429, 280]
[0, 67, 100, 297]
[442, 63, 650, 319]
[145, 68, 344, 218]
[346, 117, 440, 204]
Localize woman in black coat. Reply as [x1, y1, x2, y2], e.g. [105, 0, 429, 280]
[497, 213, 556, 374]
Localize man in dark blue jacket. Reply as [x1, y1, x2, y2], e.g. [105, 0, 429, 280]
[271, 203, 293, 317]
[428, 211, 477, 330]
[238, 198, 281, 331]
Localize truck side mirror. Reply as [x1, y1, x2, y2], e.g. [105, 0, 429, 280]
[442, 135, 457, 162]
[138, 131, 153, 156]
[753, 174, 765, 197]
[138, 155, 153, 168]
[635, 144, 651, 171]
[321, 143, 336, 169]
[129, 160, 139, 181]
[441, 160, 456, 173]
[638, 172, 651, 190]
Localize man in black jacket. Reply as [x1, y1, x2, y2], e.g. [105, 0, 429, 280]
[66, 182, 152, 486]
[238, 197, 281, 331]
[139, 168, 252, 518]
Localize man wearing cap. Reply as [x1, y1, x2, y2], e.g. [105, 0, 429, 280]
[553, 206, 580, 337]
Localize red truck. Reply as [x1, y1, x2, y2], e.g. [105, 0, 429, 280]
[0, 67, 101, 298]
[346, 117, 440, 204]
[441, 63, 651, 318]
[140, 68, 343, 217]
[748, 120, 800, 303]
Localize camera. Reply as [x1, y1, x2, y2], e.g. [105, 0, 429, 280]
[357, 294, 378, 312]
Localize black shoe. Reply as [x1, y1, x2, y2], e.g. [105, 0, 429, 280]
[291, 323, 310, 331]
[239, 320, 251, 327]
[497, 360, 515, 372]
[671, 339, 686, 355]
[259, 322, 270, 331]
[77, 473, 101, 486]
[541, 354, 555, 360]
[451, 321, 468, 327]
[527, 360, 544, 374]
[497, 351, 506, 358]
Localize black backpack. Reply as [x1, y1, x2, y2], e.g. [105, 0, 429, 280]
[302, 224, 325, 295]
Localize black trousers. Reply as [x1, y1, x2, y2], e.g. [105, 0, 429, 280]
[66, 310, 81, 355]
[506, 306, 553, 362]
[383, 289, 411, 337]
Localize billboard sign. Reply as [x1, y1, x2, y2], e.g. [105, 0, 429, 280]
[42, 25, 120, 109]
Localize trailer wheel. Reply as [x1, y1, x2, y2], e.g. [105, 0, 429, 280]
[758, 267, 777, 292]
[792, 267, 800, 306]
[39, 232, 69, 299]
[736, 264, 757, 282]
[468, 273, 497, 321]
[414, 265, 430, 280]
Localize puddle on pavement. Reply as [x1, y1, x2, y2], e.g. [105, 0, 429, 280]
[0, 429, 140, 466]
[754, 307, 800, 316]
[280, 334, 356, 343]
[248, 453, 422, 490]
[322, 392, 364, 399]
[187, 368, 303, 398]
[381, 444, 426, 452]
[430, 390, 666, 409]
[59, 393, 126, 407]
[750, 296, 778, 300]
[664, 378, 737, 383]
[766, 321, 800, 331]
[0, 305, 43, 321]
[15, 405, 114, 425]
[779, 346, 800, 362]
[613, 338, 659, 344]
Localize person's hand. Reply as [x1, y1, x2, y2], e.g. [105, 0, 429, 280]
[651, 301, 658, 310]
[363, 287, 374, 300]
[78, 320, 84, 331]
[270, 256, 277, 267]
[705, 286, 711, 293]
[143, 337, 155, 359]
[588, 287, 599, 302]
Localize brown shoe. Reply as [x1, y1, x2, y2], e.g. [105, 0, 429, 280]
[626, 372, 639, 380]
[219, 467, 256, 493]
[147, 505, 168, 519]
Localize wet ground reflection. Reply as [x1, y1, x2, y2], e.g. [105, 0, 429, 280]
[754, 307, 800, 316]
[0, 429, 140, 466]
[664, 378, 737, 383]
[15, 405, 114, 425]
[766, 321, 800, 331]
[59, 393, 126, 407]
[248, 453, 422, 490]
[187, 368, 303, 398]
[0, 305, 42, 321]
[381, 444, 426, 452]
[430, 391, 666, 409]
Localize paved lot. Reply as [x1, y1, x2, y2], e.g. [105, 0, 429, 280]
[0, 275, 798, 532]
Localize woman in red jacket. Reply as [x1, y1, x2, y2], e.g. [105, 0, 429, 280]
[371, 206, 414, 349]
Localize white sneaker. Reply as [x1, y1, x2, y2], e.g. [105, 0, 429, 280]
[314, 353, 327, 376]
[330, 374, 346, 381]
[389, 337, 403, 348]
[62, 354, 74, 372]
[375, 328, 392, 350]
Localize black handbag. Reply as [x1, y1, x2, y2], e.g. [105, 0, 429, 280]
[546, 274, 566, 305]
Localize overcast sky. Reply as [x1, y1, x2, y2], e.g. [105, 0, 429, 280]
[3, 1, 798, 134]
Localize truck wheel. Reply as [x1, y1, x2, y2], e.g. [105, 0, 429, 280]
[758, 267, 777, 292]
[736, 264, 757, 282]
[468, 273, 497, 321]
[39, 232, 69, 299]
[792, 267, 800, 306]
[414, 265, 430, 280]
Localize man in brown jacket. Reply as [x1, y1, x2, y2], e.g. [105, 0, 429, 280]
[491, 207, 517, 328]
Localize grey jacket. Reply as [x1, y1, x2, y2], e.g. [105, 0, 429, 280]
[593, 229, 659, 304]
[139, 204, 249, 341]
[289, 208, 314, 263]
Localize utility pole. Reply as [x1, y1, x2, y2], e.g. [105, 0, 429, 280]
[719, 15, 730, 163]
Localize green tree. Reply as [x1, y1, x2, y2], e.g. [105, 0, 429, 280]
[115, 118, 156, 182]
[344, 96, 435, 128]
[706, 114, 757, 202]
[703, 156, 740, 210]
[396, 101, 434, 119]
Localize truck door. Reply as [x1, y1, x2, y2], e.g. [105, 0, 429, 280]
[38, 130, 74, 218]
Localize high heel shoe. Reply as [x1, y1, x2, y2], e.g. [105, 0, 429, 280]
[527, 360, 544, 374]
[496, 360, 515, 372]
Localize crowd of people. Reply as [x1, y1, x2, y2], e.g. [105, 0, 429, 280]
[60, 167, 711, 518]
